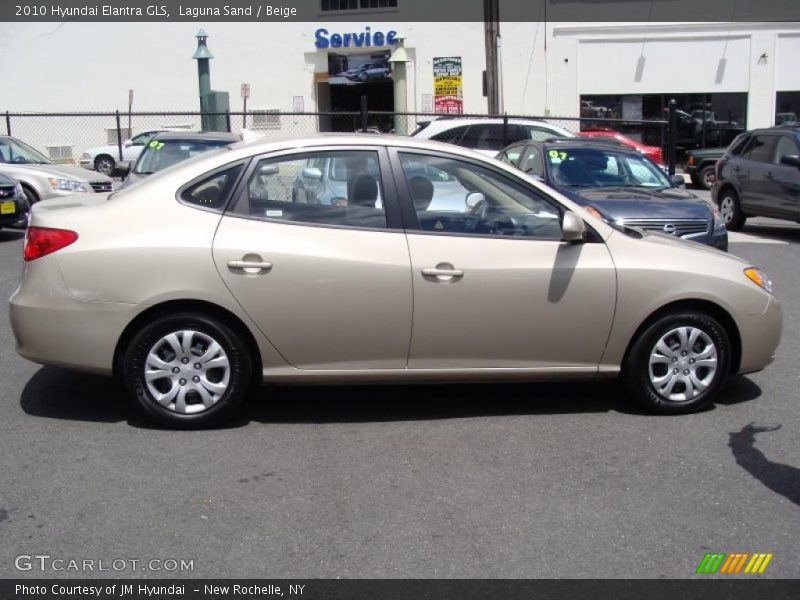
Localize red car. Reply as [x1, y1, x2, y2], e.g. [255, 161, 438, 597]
[578, 127, 664, 165]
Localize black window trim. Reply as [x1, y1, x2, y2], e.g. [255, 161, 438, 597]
[387, 146, 602, 243]
[224, 145, 404, 233]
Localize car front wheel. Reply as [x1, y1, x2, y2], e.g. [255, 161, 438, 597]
[698, 165, 716, 190]
[122, 313, 252, 428]
[623, 312, 731, 414]
[718, 188, 745, 231]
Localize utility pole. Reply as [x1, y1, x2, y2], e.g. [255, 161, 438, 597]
[483, 0, 502, 114]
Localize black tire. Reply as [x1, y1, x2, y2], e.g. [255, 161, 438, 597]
[717, 188, 746, 231]
[623, 312, 731, 415]
[121, 312, 252, 428]
[20, 183, 39, 206]
[94, 154, 116, 176]
[698, 165, 716, 190]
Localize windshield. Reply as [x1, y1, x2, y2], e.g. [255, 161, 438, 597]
[134, 139, 233, 174]
[0, 137, 51, 164]
[546, 147, 670, 188]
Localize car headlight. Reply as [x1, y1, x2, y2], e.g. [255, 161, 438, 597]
[744, 267, 774, 294]
[711, 205, 726, 231]
[48, 178, 89, 193]
[80, 153, 91, 160]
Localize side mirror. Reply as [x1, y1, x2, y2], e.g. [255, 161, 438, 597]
[258, 164, 280, 176]
[124, 140, 133, 148]
[780, 154, 800, 169]
[465, 192, 485, 209]
[669, 174, 686, 188]
[561, 211, 586, 243]
[301, 166, 323, 180]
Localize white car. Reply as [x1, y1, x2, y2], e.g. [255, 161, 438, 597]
[412, 117, 574, 157]
[79, 130, 163, 176]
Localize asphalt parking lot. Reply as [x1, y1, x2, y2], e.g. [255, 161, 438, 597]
[0, 205, 798, 579]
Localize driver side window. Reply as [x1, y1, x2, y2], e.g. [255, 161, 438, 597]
[398, 153, 562, 240]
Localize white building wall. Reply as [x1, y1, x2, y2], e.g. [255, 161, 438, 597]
[776, 34, 800, 90]
[1, 20, 799, 130]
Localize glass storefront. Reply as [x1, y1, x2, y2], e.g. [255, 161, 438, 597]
[580, 92, 748, 150]
[775, 91, 800, 125]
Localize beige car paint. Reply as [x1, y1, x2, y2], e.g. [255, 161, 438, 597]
[213, 217, 413, 370]
[405, 233, 616, 369]
[9, 134, 781, 384]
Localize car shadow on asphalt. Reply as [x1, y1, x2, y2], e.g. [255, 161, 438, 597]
[20, 366, 763, 428]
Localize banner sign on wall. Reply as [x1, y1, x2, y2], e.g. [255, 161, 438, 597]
[433, 57, 463, 114]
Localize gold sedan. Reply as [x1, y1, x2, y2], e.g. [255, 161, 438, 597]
[9, 135, 782, 428]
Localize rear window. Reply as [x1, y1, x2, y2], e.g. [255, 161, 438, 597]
[135, 139, 233, 175]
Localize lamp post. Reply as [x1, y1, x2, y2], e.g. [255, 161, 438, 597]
[193, 29, 214, 130]
[389, 38, 411, 135]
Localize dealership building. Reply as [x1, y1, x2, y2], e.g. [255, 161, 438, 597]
[3, 8, 800, 148]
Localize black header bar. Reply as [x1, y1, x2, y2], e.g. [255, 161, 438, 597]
[2, 0, 800, 22]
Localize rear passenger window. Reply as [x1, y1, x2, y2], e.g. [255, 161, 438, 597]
[243, 151, 387, 229]
[743, 136, 777, 163]
[180, 165, 243, 211]
[729, 135, 750, 156]
[430, 125, 470, 145]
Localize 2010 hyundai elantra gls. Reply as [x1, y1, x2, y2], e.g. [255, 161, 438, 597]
[9, 135, 781, 428]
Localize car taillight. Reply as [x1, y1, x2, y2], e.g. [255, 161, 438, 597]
[23, 226, 78, 261]
[714, 159, 722, 178]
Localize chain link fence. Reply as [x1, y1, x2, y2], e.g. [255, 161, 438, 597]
[2, 109, 673, 173]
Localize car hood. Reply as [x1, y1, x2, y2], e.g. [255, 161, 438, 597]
[10, 163, 112, 182]
[557, 186, 711, 219]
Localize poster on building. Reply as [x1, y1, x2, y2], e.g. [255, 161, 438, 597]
[433, 57, 463, 114]
[328, 51, 391, 85]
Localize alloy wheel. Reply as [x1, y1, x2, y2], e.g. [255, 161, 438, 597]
[144, 330, 230, 414]
[719, 195, 735, 225]
[648, 326, 718, 402]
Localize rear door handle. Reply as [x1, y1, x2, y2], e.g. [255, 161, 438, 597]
[227, 260, 273, 271]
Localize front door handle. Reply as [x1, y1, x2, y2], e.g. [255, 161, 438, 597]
[422, 264, 464, 282]
[227, 259, 273, 272]
[422, 267, 464, 277]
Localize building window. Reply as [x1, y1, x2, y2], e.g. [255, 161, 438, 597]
[580, 92, 747, 150]
[321, 0, 397, 11]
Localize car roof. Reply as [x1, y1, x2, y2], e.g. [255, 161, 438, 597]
[150, 131, 241, 142]
[500, 138, 643, 155]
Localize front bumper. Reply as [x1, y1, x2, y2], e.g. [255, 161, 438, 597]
[736, 295, 782, 375]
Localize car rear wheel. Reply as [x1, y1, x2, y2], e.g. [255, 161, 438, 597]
[94, 155, 116, 176]
[122, 313, 252, 428]
[717, 188, 745, 231]
[698, 165, 716, 190]
[623, 312, 731, 414]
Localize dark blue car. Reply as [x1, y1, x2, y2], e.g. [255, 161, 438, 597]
[497, 140, 728, 250]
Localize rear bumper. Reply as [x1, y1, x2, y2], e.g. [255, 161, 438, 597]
[736, 295, 782, 375]
[9, 257, 139, 375]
